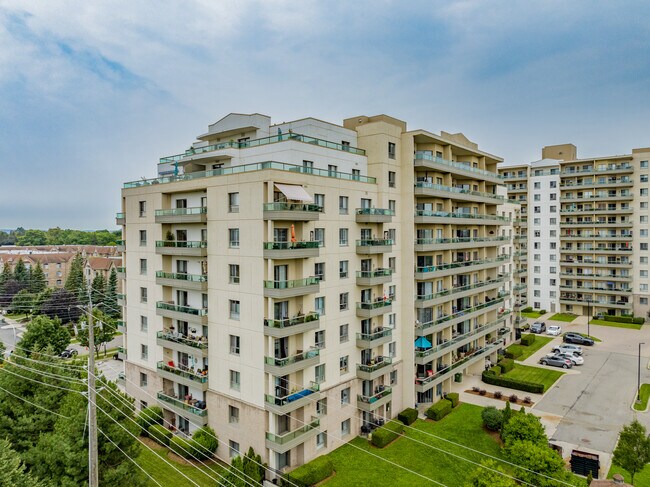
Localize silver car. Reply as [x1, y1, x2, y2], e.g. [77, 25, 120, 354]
[553, 343, 583, 356]
[540, 355, 574, 369]
[548, 351, 584, 365]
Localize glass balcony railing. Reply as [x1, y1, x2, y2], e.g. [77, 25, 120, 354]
[262, 241, 320, 250]
[356, 239, 394, 247]
[263, 202, 323, 213]
[155, 240, 208, 249]
[357, 357, 392, 374]
[414, 182, 504, 201]
[356, 208, 395, 216]
[416, 298, 505, 331]
[358, 386, 392, 404]
[413, 151, 503, 180]
[416, 342, 502, 385]
[116, 266, 126, 274]
[156, 331, 208, 349]
[264, 382, 320, 408]
[155, 271, 207, 282]
[416, 276, 508, 301]
[156, 362, 208, 383]
[157, 391, 207, 416]
[356, 269, 393, 279]
[416, 317, 505, 357]
[356, 328, 393, 342]
[561, 164, 632, 175]
[356, 298, 394, 311]
[154, 207, 207, 216]
[264, 312, 320, 329]
[265, 417, 320, 445]
[414, 210, 510, 222]
[264, 349, 320, 368]
[126, 161, 376, 188]
[156, 301, 208, 316]
[415, 255, 509, 274]
[414, 236, 509, 246]
[263, 277, 320, 290]
[115, 212, 124, 219]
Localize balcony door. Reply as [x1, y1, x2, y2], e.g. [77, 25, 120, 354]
[361, 288, 372, 303]
[274, 228, 288, 242]
[177, 290, 188, 307]
[361, 319, 372, 335]
[274, 301, 289, 321]
[176, 229, 187, 242]
[361, 259, 372, 272]
[175, 199, 187, 209]
[274, 337, 289, 359]
[275, 376, 289, 398]
[274, 265, 288, 283]
[361, 349, 372, 365]
[176, 260, 188, 274]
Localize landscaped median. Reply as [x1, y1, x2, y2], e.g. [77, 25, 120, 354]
[549, 313, 578, 322]
[634, 384, 650, 411]
[483, 361, 564, 394]
[520, 307, 546, 319]
[590, 317, 644, 330]
[504, 333, 554, 361]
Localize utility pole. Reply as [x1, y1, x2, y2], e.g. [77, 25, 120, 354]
[87, 283, 99, 487]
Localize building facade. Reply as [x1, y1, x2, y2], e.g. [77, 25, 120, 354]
[118, 113, 513, 472]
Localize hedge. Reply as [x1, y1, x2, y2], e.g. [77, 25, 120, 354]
[522, 307, 533, 313]
[426, 399, 452, 421]
[136, 406, 163, 436]
[445, 392, 459, 408]
[148, 424, 172, 446]
[283, 456, 334, 487]
[539, 309, 546, 315]
[520, 334, 535, 346]
[504, 346, 523, 359]
[489, 365, 502, 376]
[498, 358, 514, 373]
[371, 421, 404, 448]
[192, 426, 218, 460]
[169, 426, 218, 461]
[482, 370, 544, 394]
[594, 315, 645, 324]
[398, 408, 418, 426]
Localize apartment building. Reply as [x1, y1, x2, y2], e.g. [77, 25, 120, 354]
[118, 113, 512, 472]
[501, 144, 650, 319]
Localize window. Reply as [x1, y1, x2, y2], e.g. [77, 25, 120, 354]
[314, 228, 325, 246]
[229, 264, 240, 284]
[315, 297, 325, 315]
[550, 206, 557, 213]
[534, 278, 540, 285]
[388, 171, 396, 188]
[339, 196, 348, 214]
[534, 206, 540, 213]
[229, 228, 240, 248]
[389, 257, 396, 271]
[341, 419, 351, 436]
[642, 161, 649, 169]
[534, 194, 540, 201]
[140, 287, 147, 303]
[550, 267, 557, 274]
[315, 364, 325, 383]
[140, 315, 148, 332]
[230, 335, 240, 355]
[315, 330, 325, 349]
[534, 266, 541, 273]
[642, 229, 649, 237]
[534, 230, 541, 238]
[339, 324, 349, 343]
[339, 228, 349, 246]
[534, 290, 541, 297]
[641, 297, 648, 305]
[229, 441, 240, 458]
[339, 260, 348, 279]
[315, 262, 325, 281]
[314, 194, 325, 208]
[642, 243, 649, 251]
[339, 292, 349, 311]
[534, 183, 540, 190]
[550, 181, 557, 188]
[229, 192, 239, 212]
[534, 302, 541, 309]
[550, 193, 557, 200]
[643, 202, 649, 209]
[317, 398, 327, 416]
[341, 140, 350, 150]
[140, 400, 148, 410]
[641, 270, 648, 278]
[550, 218, 557, 225]
[642, 216, 649, 224]
[230, 370, 240, 390]
[389, 341, 396, 358]
[550, 242, 557, 250]
[328, 165, 338, 176]
[139, 258, 147, 275]
[534, 218, 541, 225]
[389, 200, 396, 212]
[642, 189, 649, 197]
[229, 406, 239, 424]
[390, 370, 398, 385]
[352, 169, 361, 180]
[534, 254, 540, 261]
[550, 291, 556, 298]
[140, 344, 148, 360]
[388, 142, 396, 159]
[339, 355, 348, 373]
[641, 256, 649, 264]
[316, 431, 327, 449]
[139, 372, 148, 387]
[341, 387, 350, 405]
[550, 230, 557, 237]
[229, 300, 240, 320]
[139, 201, 146, 217]
[641, 284, 649, 292]
[139, 230, 147, 246]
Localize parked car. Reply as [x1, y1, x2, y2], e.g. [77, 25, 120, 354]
[540, 355, 574, 369]
[553, 343, 583, 355]
[546, 325, 562, 336]
[531, 322, 546, 333]
[548, 351, 584, 365]
[563, 332, 595, 346]
[60, 349, 78, 358]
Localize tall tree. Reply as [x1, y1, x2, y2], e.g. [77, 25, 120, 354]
[64, 254, 85, 301]
[465, 459, 517, 487]
[13, 258, 29, 283]
[9, 289, 36, 315]
[0, 439, 49, 487]
[105, 267, 119, 317]
[0, 280, 25, 309]
[18, 315, 70, 356]
[91, 273, 106, 310]
[219, 447, 267, 486]
[40, 289, 81, 324]
[0, 262, 12, 290]
[29, 263, 47, 294]
[613, 419, 650, 485]
[501, 410, 547, 447]
[506, 440, 571, 487]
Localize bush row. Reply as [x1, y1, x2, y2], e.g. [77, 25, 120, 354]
[488, 365, 502, 376]
[445, 392, 459, 408]
[283, 456, 334, 487]
[520, 334, 536, 346]
[504, 346, 523, 359]
[148, 424, 172, 446]
[136, 406, 163, 436]
[426, 398, 452, 421]
[482, 370, 544, 394]
[594, 315, 644, 324]
[371, 420, 404, 448]
[397, 408, 418, 426]
[498, 358, 514, 373]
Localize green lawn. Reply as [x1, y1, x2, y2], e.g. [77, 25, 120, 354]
[138, 441, 225, 486]
[322, 404, 505, 486]
[503, 363, 564, 392]
[590, 319, 643, 330]
[608, 463, 649, 486]
[507, 336, 554, 361]
[549, 313, 578, 322]
[634, 384, 650, 411]
[521, 311, 543, 319]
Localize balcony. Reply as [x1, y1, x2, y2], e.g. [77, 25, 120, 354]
[264, 383, 321, 415]
[356, 299, 393, 318]
[116, 240, 125, 252]
[414, 236, 508, 252]
[561, 164, 633, 176]
[154, 207, 207, 224]
[157, 391, 208, 425]
[413, 152, 503, 183]
[560, 259, 631, 268]
[357, 357, 392, 380]
[560, 177, 633, 188]
[561, 207, 633, 215]
[156, 361, 208, 390]
[562, 220, 632, 227]
[415, 277, 507, 308]
[263, 277, 320, 298]
[415, 255, 508, 280]
[414, 210, 509, 226]
[414, 182, 504, 205]
[117, 320, 126, 333]
[263, 241, 320, 259]
[357, 386, 393, 412]
[560, 272, 630, 282]
[264, 349, 320, 375]
[156, 331, 208, 357]
[355, 208, 395, 223]
[415, 298, 505, 336]
[355, 239, 394, 254]
[262, 202, 322, 221]
[117, 293, 126, 306]
[559, 296, 632, 310]
[265, 417, 320, 454]
[156, 301, 208, 325]
[155, 240, 208, 257]
[560, 285, 632, 296]
[356, 268, 393, 286]
[115, 212, 125, 225]
[356, 328, 393, 348]
[116, 267, 126, 279]
[263, 312, 321, 338]
[561, 233, 632, 241]
[155, 271, 208, 291]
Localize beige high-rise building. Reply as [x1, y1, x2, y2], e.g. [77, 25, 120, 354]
[500, 144, 650, 320]
[117, 113, 514, 473]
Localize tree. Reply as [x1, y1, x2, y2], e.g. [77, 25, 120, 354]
[465, 459, 517, 487]
[91, 273, 106, 310]
[105, 268, 119, 317]
[29, 263, 47, 294]
[219, 447, 266, 486]
[501, 410, 547, 447]
[13, 258, 29, 283]
[0, 439, 49, 487]
[481, 406, 503, 431]
[0, 262, 12, 290]
[76, 309, 117, 356]
[40, 288, 81, 324]
[9, 289, 36, 315]
[0, 279, 26, 309]
[612, 419, 650, 484]
[18, 315, 70, 356]
[507, 440, 571, 487]
[33, 288, 54, 315]
[0, 340, 5, 364]
[502, 401, 512, 425]
[64, 254, 85, 301]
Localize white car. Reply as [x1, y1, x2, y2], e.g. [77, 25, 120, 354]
[553, 343, 583, 356]
[546, 325, 562, 336]
[547, 351, 583, 365]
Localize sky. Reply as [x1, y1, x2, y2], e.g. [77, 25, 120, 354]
[0, 0, 649, 229]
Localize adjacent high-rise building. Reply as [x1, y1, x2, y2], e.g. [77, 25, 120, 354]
[500, 144, 650, 319]
[117, 113, 514, 472]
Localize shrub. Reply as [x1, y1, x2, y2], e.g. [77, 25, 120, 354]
[482, 406, 504, 431]
[539, 309, 546, 315]
[479, 389, 487, 396]
[169, 435, 197, 459]
[170, 426, 218, 461]
[148, 424, 172, 446]
[482, 371, 544, 394]
[596, 315, 645, 324]
[192, 426, 218, 460]
[488, 365, 502, 376]
[494, 391, 503, 399]
[501, 412, 547, 447]
[509, 394, 518, 403]
[633, 317, 645, 325]
[472, 386, 480, 393]
[136, 406, 163, 436]
[522, 307, 533, 313]
[524, 396, 532, 404]
[283, 456, 334, 487]
[371, 421, 404, 448]
[426, 399, 452, 421]
[520, 334, 536, 346]
[445, 392, 459, 408]
[397, 408, 418, 426]
[498, 358, 515, 373]
[504, 346, 523, 359]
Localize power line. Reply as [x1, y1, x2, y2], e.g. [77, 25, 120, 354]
[0, 382, 71, 419]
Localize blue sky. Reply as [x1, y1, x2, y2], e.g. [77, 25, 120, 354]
[1, 0, 649, 229]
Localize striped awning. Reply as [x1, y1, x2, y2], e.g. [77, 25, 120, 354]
[275, 183, 313, 202]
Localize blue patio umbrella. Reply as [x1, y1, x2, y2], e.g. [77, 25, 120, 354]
[414, 336, 432, 349]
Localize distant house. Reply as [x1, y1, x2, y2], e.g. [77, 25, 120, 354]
[85, 257, 118, 283]
[0, 252, 75, 288]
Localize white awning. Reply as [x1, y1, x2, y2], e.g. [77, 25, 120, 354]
[274, 183, 313, 202]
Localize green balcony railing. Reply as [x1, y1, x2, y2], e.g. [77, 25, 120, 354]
[414, 151, 503, 180]
[415, 236, 509, 246]
[356, 268, 393, 279]
[264, 382, 320, 408]
[416, 276, 508, 301]
[116, 266, 126, 274]
[156, 362, 208, 383]
[416, 342, 502, 385]
[264, 312, 320, 329]
[415, 255, 509, 274]
[263, 241, 320, 251]
[414, 210, 510, 222]
[156, 301, 208, 316]
[416, 298, 505, 332]
[357, 357, 392, 374]
[115, 212, 124, 219]
[155, 240, 208, 249]
[355, 208, 395, 216]
[356, 239, 394, 247]
[156, 331, 208, 349]
[264, 349, 320, 368]
[154, 207, 207, 216]
[263, 277, 320, 290]
[263, 202, 323, 213]
[265, 417, 320, 445]
[157, 391, 207, 416]
[415, 317, 506, 357]
[561, 164, 633, 175]
[356, 298, 394, 311]
[357, 386, 392, 404]
[155, 271, 207, 283]
[356, 328, 393, 342]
